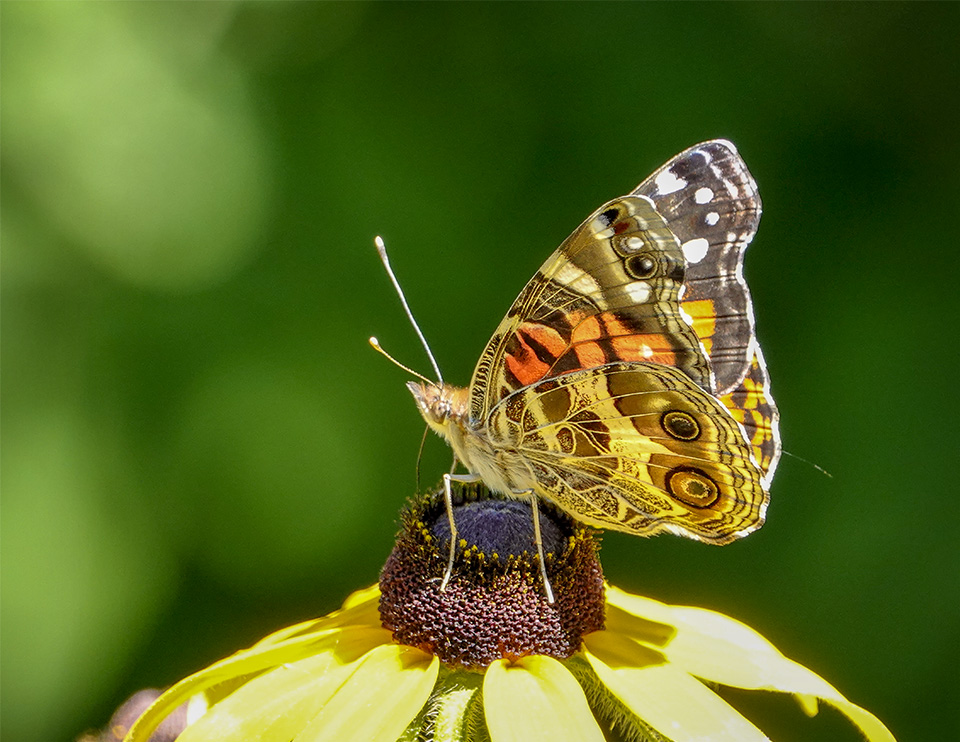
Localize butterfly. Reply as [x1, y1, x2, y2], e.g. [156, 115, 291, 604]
[383, 140, 781, 599]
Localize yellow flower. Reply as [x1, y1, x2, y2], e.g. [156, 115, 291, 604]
[121, 488, 895, 742]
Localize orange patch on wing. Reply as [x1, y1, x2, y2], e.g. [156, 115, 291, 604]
[506, 336, 550, 387]
[521, 323, 568, 358]
[610, 334, 645, 359]
[574, 342, 606, 368]
[609, 332, 676, 365]
[649, 350, 678, 365]
[619, 332, 678, 367]
[566, 312, 683, 369]
[506, 323, 570, 386]
[573, 312, 655, 345]
[571, 315, 604, 344]
[721, 365, 768, 416]
[570, 315, 612, 369]
[681, 299, 717, 354]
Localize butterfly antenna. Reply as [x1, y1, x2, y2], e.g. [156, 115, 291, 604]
[368, 337, 435, 386]
[374, 236, 444, 385]
[782, 450, 833, 479]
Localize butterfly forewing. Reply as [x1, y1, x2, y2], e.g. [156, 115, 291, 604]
[469, 195, 713, 422]
[635, 139, 762, 396]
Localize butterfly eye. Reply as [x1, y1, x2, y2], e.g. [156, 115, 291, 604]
[661, 411, 701, 441]
[624, 254, 657, 279]
[665, 467, 719, 508]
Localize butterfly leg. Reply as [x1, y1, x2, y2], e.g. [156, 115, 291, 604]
[440, 472, 481, 592]
[515, 490, 555, 604]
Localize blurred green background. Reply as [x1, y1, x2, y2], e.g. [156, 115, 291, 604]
[2, 3, 958, 741]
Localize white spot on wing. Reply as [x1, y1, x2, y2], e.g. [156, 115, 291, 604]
[681, 238, 709, 264]
[641, 344, 654, 358]
[589, 217, 614, 238]
[655, 169, 687, 195]
[625, 236, 645, 252]
[679, 306, 695, 327]
[705, 212, 720, 226]
[556, 263, 602, 297]
[625, 281, 651, 303]
[694, 187, 714, 204]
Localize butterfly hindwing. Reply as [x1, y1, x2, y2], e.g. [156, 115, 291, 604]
[469, 195, 712, 421]
[486, 362, 767, 542]
[634, 140, 762, 395]
[719, 343, 781, 486]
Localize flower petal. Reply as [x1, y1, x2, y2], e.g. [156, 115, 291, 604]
[607, 586, 800, 688]
[483, 656, 604, 742]
[252, 586, 383, 648]
[584, 631, 770, 742]
[124, 627, 391, 742]
[173, 628, 391, 741]
[292, 643, 439, 742]
[605, 585, 895, 742]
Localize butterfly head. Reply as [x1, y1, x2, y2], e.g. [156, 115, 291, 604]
[406, 381, 470, 438]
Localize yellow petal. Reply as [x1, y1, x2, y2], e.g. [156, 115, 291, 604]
[252, 586, 382, 648]
[173, 628, 390, 742]
[608, 585, 798, 689]
[483, 656, 604, 742]
[340, 585, 381, 610]
[293, 643, 439, 742]
[605, 586, 895, 742]
[124, 627, 391, 742]
[584, 631, 770, 742]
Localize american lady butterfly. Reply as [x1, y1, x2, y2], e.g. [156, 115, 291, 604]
[381, 140, 780, 600]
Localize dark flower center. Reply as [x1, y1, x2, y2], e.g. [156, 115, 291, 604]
[379, 483, 605, 668]
[430, 499, 567, 556]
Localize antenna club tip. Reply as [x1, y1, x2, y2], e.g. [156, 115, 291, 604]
[368, 336, 380, 347]
[374, 235, 385, 249]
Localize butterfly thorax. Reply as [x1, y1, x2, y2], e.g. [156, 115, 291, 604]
[406, 380, 535, 496]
